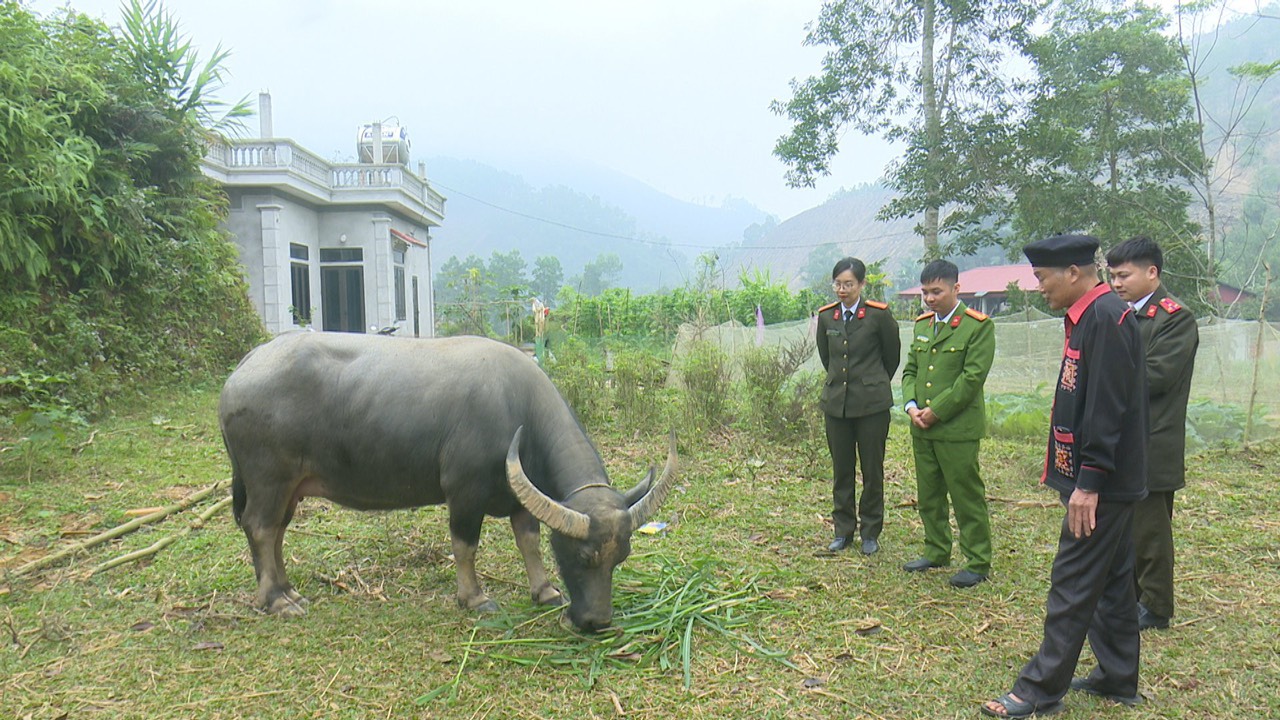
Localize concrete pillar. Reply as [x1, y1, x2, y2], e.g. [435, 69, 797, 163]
[371, 215, 392, 332]
[423, 230, 435, 337]
[259, 92, 273, 138]
[257, 203, 288, 333]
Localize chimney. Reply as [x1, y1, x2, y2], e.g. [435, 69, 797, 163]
[259, 91, 273, 138]
[372, 121, 383, 164]
[417, 160, 427, 179]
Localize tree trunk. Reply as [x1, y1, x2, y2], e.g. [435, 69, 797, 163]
[920, 0, 941, 261]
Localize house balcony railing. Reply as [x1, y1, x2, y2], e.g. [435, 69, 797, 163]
[202, 138, 446, 223]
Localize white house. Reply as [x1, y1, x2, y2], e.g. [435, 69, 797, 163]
[201, 94, 445, 336]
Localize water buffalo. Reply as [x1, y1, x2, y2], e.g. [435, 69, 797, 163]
[218, 332, 677, 631]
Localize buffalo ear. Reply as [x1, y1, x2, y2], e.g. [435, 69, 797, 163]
[622, 468, 655, 508]
[627, 431, 678, 531]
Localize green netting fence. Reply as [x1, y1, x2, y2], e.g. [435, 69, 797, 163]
[673, 311, 1280, 446]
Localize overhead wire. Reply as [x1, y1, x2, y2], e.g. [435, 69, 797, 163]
[429, 181, 921, 251]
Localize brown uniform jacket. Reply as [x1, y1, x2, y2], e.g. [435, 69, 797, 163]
[1134, 286, 1198, 492]
[816, 299, 901, 418]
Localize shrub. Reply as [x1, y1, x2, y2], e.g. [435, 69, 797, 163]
[546, 338, 610, 426]
[611, 346, 669, 433]
[674, 341, 731, 431]
[984, 391, 1052, 438]
[737, 339, 814, 438]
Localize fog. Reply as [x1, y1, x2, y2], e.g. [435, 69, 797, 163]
[30, 0, 902, 220]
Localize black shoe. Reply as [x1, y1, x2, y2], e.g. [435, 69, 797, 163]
[827, 536, 852, 552]
[949, 569, 988, 588]
[861, 538, 879, 555]
[1137, 602, 1170, 631]
[1070, 677, 1144, 707]
[902, 558, 943, 572]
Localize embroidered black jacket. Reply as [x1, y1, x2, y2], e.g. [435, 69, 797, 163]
[1044, 282, 1149, 502]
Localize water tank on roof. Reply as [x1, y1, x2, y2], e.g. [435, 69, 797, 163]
[357, 123, 411, 165]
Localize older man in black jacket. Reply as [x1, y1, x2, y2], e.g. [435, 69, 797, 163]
[982, 234, 1148, 718]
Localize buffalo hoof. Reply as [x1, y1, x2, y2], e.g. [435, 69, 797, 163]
[266, 595, 308, 616]
[533, 585, 564, 607]
[459, 595, 500, 614]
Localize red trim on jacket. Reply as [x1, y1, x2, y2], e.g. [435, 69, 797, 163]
[1066, 282, 1113, 325]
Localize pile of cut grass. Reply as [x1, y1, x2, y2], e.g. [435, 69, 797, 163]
[418, 554, 792, 705]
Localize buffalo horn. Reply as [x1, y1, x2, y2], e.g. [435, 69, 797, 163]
[506, 427, 591, 540]
[627, 431, 678, 531]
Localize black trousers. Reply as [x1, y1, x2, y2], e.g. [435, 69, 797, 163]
[1133, 490, 1176, 618]
[1013, 499, 1140, 704]
[823, 410, 889, 541]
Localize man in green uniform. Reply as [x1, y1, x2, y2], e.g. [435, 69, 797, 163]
[1106, 236, 1199, 631]
[901, 260, 996, 588]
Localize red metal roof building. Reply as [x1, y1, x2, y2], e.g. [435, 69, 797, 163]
[897, 264, 1040, 316]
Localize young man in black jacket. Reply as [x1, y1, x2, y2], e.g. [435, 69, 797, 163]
[982, 234, 1148, 718]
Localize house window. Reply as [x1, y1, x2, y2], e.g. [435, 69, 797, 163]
[393, 246, 407, 321]
[320, 247, 363, 263]
[289, 243, 311, 324]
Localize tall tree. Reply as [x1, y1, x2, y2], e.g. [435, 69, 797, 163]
[987, 4, 1209, 304]
[531, 255, 564, 304]
[1171, 0, 1280, 305]
[580, 253, 623, 296]
[487, 249, 529, 295]
[772, 0, 1038, 259]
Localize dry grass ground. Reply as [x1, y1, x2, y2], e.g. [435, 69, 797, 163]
[2, 384, 1277, 719]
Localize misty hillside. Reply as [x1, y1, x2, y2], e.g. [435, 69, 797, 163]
[425, 156, 771, 292]
[488, 155, 773, 251]
[721, 185, 925, 289]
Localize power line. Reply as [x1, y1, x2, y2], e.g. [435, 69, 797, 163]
[430, 181, 922, 251]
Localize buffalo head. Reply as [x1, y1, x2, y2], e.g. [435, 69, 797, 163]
[505, 427, 678, 632]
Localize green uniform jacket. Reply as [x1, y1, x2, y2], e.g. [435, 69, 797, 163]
[1135, 287, 1198, 492]
[901, 302, 995, 442]
[816, 299, 901, 418]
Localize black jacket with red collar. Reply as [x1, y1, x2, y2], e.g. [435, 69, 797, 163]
[1044, 282, 1149, 502]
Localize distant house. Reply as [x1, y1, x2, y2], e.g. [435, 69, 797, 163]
[1213, 282, 1255, 306]
[897, 264, 1039, 316]
[201, 94, 446, 336]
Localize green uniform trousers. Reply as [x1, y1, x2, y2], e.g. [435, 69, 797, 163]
[1133, 490, 1176, 618]
[912, 436, 991, 573]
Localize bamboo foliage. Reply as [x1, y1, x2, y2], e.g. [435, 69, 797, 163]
[0, 1, 263, 419]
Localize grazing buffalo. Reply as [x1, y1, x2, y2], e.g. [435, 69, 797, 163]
[218, 332, 677, 631]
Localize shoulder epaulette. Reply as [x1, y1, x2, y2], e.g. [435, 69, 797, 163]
[864, 300, 888, 310]
[1159, 297, 1182, 314]
[964, 307, 989, 322]
[818, 301, 839, 313]
[915, 311, 935, 322]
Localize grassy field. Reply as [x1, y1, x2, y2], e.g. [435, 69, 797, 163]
[2, 383, 1278, 719]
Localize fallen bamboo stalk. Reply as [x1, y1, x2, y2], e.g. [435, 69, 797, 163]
[88, 496, 233, 576]
[10, 479, 229, 578]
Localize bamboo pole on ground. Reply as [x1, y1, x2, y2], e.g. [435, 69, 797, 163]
[88, 496, 233, 576]
[9, 479, 229, 578]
